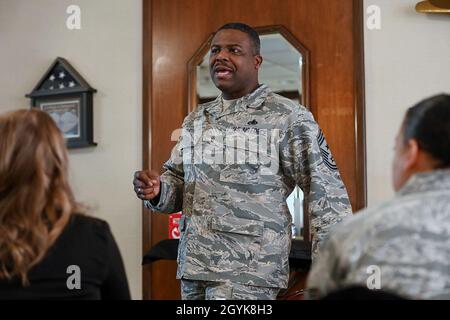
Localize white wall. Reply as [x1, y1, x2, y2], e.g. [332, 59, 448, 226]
[0, 0, 142, 299]
[364, 0, 450, 206]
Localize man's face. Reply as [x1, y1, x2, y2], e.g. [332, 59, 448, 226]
[209, 29, 262, 99]
[392, 125, 411, 191]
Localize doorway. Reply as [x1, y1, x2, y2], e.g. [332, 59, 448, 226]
[142, 0, 366, 300]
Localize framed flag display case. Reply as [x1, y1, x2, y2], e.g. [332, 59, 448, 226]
[26, 57, 97, 148]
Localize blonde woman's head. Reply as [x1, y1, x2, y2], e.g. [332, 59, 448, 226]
[0, 109, 77, 284]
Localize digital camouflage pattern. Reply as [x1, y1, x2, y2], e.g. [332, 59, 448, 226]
[145, 84, 351, 289]
[306, 170, 450, 299]
[181, 279, 279, 300]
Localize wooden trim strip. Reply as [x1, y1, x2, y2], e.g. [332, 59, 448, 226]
[142, 0, 153, 300]
[353, 0, 367, 211]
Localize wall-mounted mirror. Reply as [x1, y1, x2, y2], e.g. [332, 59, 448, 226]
[187, 25, 310, 241]
[191, 25, 309, 109]
[198, 32, 304, 105]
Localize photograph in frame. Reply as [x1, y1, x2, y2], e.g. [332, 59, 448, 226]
[39, 99, 81, 139]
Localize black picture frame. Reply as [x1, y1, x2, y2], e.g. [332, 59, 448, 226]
[26, 57, 97, 149]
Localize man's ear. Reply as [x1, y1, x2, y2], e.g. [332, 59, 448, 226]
[255, 55, 263, 70]
[404, 139, 420, 171]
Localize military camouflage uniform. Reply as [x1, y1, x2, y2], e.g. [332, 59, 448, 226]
[181, 279, 279, 300]
[145, 84, 351, 296]
[306, 170, 450, 300]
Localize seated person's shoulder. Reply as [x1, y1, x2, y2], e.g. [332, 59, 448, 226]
[328, 198, 403, 244]
[67, 214, 112, 243]
[70, 213, 108, 229]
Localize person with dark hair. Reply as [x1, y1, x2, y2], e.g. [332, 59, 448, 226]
[306, 94, 450, 300]
[133, 22, 351, 300]
[0, 109, 130, 300]
[217, 22, 261, 55]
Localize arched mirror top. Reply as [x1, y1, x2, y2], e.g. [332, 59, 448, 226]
[188, 25, 310, 113]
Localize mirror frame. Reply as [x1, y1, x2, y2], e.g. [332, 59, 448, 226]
[187, 25, 311, 113]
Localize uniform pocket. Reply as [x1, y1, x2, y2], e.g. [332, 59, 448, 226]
[211, 215, 263, 237]
[209, 215, 264, 272]
[219, 143, 262, 185]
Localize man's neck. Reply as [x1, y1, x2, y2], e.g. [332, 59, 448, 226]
[222, 83, 260, 100]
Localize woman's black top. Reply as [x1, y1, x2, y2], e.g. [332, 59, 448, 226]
[0, 214, 131, 300]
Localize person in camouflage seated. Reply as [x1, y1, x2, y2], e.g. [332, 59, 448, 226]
[306, 94, 450, 300]
[133, 22, 351, 300]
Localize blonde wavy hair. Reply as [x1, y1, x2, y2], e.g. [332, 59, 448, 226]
[0, 109, 77, 285]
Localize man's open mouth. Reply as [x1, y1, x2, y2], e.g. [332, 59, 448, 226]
[213, 65, 234, 78]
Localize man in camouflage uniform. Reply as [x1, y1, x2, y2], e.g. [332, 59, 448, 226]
[134, 22, 351, 300]
[306, 94, 450, 300]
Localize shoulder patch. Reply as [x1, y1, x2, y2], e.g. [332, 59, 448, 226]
[317, 129, 338, 171]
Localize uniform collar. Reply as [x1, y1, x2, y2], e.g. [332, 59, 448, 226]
[397, 169, 450, 196]
[205, 84, 271, 119]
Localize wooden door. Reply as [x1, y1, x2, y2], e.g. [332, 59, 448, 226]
[143, 0, 365, 300]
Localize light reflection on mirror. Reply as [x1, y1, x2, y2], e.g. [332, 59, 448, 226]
[286, 186, 304, 240]
[196, 32, 305, 240]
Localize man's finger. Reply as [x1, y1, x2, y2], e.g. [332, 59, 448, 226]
[138, 193, 156, 201]
[135, 186, 152, 193]
[140, 187, 154, 195]
[148, 170, 160, 179]
[134, 171, 151, 184]
[142, 176, 152, 185]
[133, 180, 145, 187]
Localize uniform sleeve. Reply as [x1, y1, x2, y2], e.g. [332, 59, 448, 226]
[279, 108, 352, 259]
[144, 131, 185, 214]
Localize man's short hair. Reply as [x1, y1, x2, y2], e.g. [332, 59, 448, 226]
[403, 94, 450, 168]
[216, 22, 261, 55]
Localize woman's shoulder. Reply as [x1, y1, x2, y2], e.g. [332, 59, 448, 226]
[70, 213, 108, 226]
[65, 214, 113, 242]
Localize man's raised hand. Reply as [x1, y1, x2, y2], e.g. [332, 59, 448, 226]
[133, 170, 161, 200]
